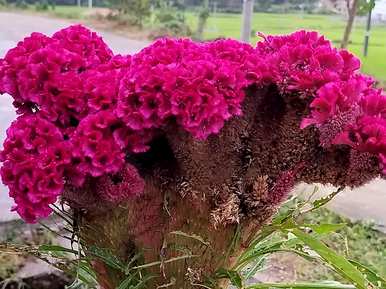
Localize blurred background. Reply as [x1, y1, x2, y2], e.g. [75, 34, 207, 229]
[0, 0, 385, 288]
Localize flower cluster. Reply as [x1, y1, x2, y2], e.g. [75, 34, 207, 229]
[85, 54, 131, 113]
[299, 71, 386, 173]
[69, 110, 125, 186]
[117, 38, 251, 139]
[253, 31, 386, 177]
[0, 115, 70, 222]
[0, 26, 137, 222]
[0, 26, 114, 131]
[52, 25, 113, 69]
[255, 31, 360, 93]
[1, 26, 385, 222]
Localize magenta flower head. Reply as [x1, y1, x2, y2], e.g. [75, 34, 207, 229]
[52, 24, 113, 68]
[69, 110, 126, 186]
[0, 114, 71, 222]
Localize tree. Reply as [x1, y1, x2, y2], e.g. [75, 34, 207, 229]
[323, 0, 376, 48]
[341, 0, 359, 48]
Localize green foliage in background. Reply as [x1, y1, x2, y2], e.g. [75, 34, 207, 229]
[109, 0, 151, 26]
[35, 0, 50, 11]
[14, 0, 28, 9]
[150, 0, 191, 39]
[357, 0, 376, 16]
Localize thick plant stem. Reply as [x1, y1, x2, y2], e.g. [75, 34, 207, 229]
[80, 187, 251, 289]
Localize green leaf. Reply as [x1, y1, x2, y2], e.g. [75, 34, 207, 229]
[215, 268, 243, 288]
[77, 261, 98, 286]
[169, 231, 211, 248]
[236, 225, 277, 265]
[246, 281, 356, 288]
[129, 254, 198, 271]
[65, 279, 85, 289]
[242, 256, 266, 280]
[310, 187, 343, 212]
[88, 246, 125, 271]
[38, 244, 79, 255]
[302, 223, 346, 235]
[224, 223, 242, 264]
[125, 252, 144, 272]
[238, 239, 283, 265]
[236, 247, 317, 270]
[349, 259, 386, 288]
[129, 275, 155, 289]
[288, 227, 369, 289]
[116, 273, 137, 289]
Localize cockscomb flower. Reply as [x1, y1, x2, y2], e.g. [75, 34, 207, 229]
[69, 110, 125, 186]
[360, 89, 386, 117]
[0, 33, 53, 105]
[254, 30, 360, 94]
[85, 54, 131, 113]
[116, 64, 174, 131]
[0, 25, 113, 130]
[0, 114, 70, 222]
[52, 24, 113, 68]
[1, 27, 386, 223]
[169, 59, 231, 139]
[97, 164, 145, 203]
[302, 78, 365, 122]
[116, 38, 250, 139]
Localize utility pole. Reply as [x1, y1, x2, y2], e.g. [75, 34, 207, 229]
[241, 0, 254, 42]
[363, 7, 372, 57]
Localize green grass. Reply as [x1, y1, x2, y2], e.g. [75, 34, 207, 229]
[185, 12, 386, 81]
[49, 5, 88, 19]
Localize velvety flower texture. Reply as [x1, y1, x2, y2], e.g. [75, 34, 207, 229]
[69, 110, 125, 186]
[97, 164, 145, 203]
[256, 31, 360, 93]
[0, 114, 70, 222]
[0, 26, 135, 221]
[1, 26, 386, 222]
[117, 38, 251, 139]
[85, 55, 131, 113]
[0, 25, 114, 131]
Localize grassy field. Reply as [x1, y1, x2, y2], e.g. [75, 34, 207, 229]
[186, 12, 386, 81]
[49, 4, 88, 19]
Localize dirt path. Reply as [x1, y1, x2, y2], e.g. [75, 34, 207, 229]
[0, 11, 147, 222]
